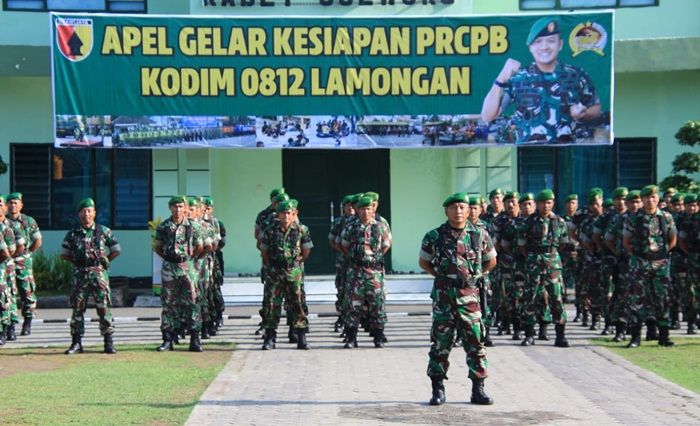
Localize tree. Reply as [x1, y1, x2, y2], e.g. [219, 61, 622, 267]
[659, 120, 699, 193]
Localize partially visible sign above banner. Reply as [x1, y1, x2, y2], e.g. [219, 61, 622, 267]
[51, 12, 613, 149]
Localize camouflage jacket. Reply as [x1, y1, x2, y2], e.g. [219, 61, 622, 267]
[260, 221, 313, 269]
[559, 214, 579, 257]
[593, 209, 622, 255]
[341, 217, 391, 266]
[254, 206, 275, 240]
[622, 209, 676, 260]
[491, 211, 519, 267]
[0, 221, 14, 261]
[517, 212, 567, 269]
[328, 214, 350, 262]
[155, 217, 204, 262]
[571, 210, 600, 257]
[605, 210, 633, 259]
[5, 213, 41, 257]
[61, 223, 120, 267]
[505, 62, 599, 143]
[420, 221, 496, 282]
[679, 212, 700, 257]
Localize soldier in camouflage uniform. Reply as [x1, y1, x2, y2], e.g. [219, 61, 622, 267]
[187, 197, 215, 340]
[154, 195, 204, 352]
[491, 191, 521, 338]
[560, 194, 580, 321]
[341, 195, 392, 349]
[328, 194, 355, 333]
[480, 189, 504, 342]
[605, 190, 642, 342]
[518, 189, 570, 348]
[0, 195, 23, 344]
[668, 193, 688, 330]
[622, 185, 677, 348]
[593, 187, 628, 335]
[420, 193, 496, 406]
[678, 194, 699, 334]
[482, 17, 601, 144]
[204, 197, 226, 333]
[60, 198, 121, 355]
[259, 199, 313, 350]
[5, 192, 42, 337]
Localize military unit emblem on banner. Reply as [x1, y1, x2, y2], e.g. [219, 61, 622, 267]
[569, 21, 608, 57]
[55, 18, 93, 62]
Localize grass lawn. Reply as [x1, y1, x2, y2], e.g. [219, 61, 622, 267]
[0, 343, 234, 425]
[592, 337, 700, 394]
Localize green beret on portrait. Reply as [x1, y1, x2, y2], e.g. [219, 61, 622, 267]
[273, 193, 290, 204]
[504, 191, 520, 201]
[536, 188, 555, 202]
[626, 190, 641, 201]
[6, 192, 22, 201]
[519, 192, 534, 203]
[76, 197, 95, 211]
[611, 187, 629, 199]
[341, 195, 354, 206]
[603, 198, 614, 208]
[526, 16, 561, 46]
[488, 188, 504, 200]
[364, 191, 379, 202]
[269, 187, 285, 199]
[670, 193, 685, 203]
[203, 196, 214, 207]
[565, 194, 578, 203]
[683, 193, 697, 203]
[168, 195, 187, 207]
[662, 187, 676, 197]
[275, 200, 294, 212]
[442, 192, 469, 207]
[356, 196, 375, 208]
[640, 185, 659, 197]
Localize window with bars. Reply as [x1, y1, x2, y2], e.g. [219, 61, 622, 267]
[10, 144, 152, 230]
[520, 0, 657, 10]
[3, 0, 146, 12]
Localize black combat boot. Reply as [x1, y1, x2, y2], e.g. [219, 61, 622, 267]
[470, 378, 494, 405]
[658, 326, 676, 347]
[645, 319, 658, 341]
[626, 326, 642, 348]
[65, 335, 83, 355]
[296, 329, 310, 350]
[573, 306, 581, 322]
[671, 311, 681, 330]
[0, 325, 6, 346]
[484, 326, 494, 347]
[612, 321, 626, 342]
[334, 316, 343, 333]
[7, 323, 17, 341]
[521, 325, 535, 346]
[157, 331, 174, 352]
[201, 322, 210, 340]
[373, 328, 385, 348]
[512, 320, 522, 341]
[537, 322, 550, 341]
[554, 324, 570, 348]
[21, 318, 31, 336]
[103, 334, 117, 354]
[208, 321, 218, 337]
[429, 376, 446, 406]
[262, 329, 276, 350]
[589, 313, 600, 331]
[344, 326, 358, 349]
[288, 325, 298, 344]
[581, 310, 590, 327]
[601, 316, 611, 336]
[189, 331, 203, 352]
[688, 313, 697, 335]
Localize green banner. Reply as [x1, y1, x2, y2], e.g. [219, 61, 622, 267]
[51, 12, 613, 148]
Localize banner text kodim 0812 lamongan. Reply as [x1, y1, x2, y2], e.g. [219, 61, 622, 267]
[51, 12, 613, 149]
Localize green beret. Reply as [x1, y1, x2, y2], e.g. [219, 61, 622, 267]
[671, 193, 685, 203]
[273, 193, 290, 204]
[663, 187, 677, 197]
[0, 195, 5, 203]
[536, 189, 555, 202]
[341, 195, 354, 206]
[684, 194, 697, 203]
[469, 196, 482, 206]
[364, 191, 379, 202]
[565, 194, 578, 203]
[587, 190, 603, 205]
[626, 190, 641, 201]
[203, 196, 214, 207]
[519, 192, 534, 203]
[612, 187, 629, 199]
[187, 196, 200, 207]
[504, 191, 520, 201]
[603, 198, 614, 208]
[526, 17, 561, 46]
[488, 188, 504, 200]
[589, 187, 604, 197]
[76, 197, 95, 211]
[288, 199, 299, 209]
[275, 200, 294, 212]
[269, 187, 285, 198]
[356, 196, 374, 208]
[443, 192, 469, 207]
[640, 185, 659, 197]
[6, 192, 22, 201]
[168, 195, 187, 207]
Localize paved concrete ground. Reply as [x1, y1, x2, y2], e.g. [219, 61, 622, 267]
[4, 306, 700, 425]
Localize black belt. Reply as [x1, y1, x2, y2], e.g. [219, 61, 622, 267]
[163, 255, 188, 263]
[438, 275, 478, 288]
[634, 251, 667, 261]
[354, 259, 384, 268]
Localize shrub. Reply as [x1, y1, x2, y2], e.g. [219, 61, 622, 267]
[33, 251, 73, 292]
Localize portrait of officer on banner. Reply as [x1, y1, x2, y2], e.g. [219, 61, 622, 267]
[481, 17, 611, 146]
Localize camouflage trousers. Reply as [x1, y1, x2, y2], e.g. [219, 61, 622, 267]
[599, 255, 617, 320]
[683, 256, 699, 320]
[262, 266, 308, 330]
[284, 275, 308, 328]
[344, 265, 386, 330]
[14, 255, 37, 319]
[482, 273, 495, 328]
[610, 258, 631, 324]
[427, 279, 487, 381]
[0, 262, 8, 327]
[259, 263, 271, 326]
[69, 266, 114, 337]
[670, 258, 688, 316]
[626, 257, 671, 328]
[160, 260, 201, 334]
[211, 255, 225, 320]
[5, 260, 17, 324]
[491, 265, 509, 328]
[578, 254, 600, 315]
[561, 255, 578, 305]
[521, 264, 566, 327]
[196, 257, 213, 323]
[334, 257, 346, 314]
[501, 265, 526, 327]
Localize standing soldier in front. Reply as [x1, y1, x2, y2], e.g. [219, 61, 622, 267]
[420, 193, 496, 406]
[623, 185, 677, 348]
[678, 194, 699, 334]
[153, 196, 204, 352]
[341, 195, 392, 349]
[259, 199, 313, 350]
[5, 192, 42, 336]
[60, 198, 121, 354]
